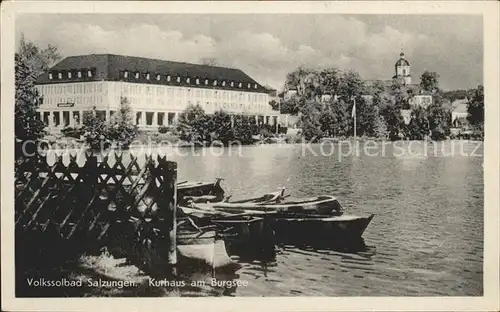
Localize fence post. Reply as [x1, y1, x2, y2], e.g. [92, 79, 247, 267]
[163, 160, 177, 276]
[85, 156, 99, 189]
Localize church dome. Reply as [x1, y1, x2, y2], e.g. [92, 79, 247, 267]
[395, 52, 410, 67]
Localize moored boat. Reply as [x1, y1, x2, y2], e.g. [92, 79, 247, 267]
[272, 213, 375, 246]
[177, 206, 276, 254]
[177, 178, 225, 205]
[193, 194, 344, 215]
[176, 217, 240, 271]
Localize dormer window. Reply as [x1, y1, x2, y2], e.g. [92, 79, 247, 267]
[49, 73, 53, 80]
[254, 84, 257, 89]
[238, 82, 242, 88]
[222, 81, 226, 87]
[176, 76, 181, 83]
[146, 73, 150, 80]
[58, 73, 62, 79]
[124, 71, 128, 78]
[167, 75, 171, 82]
[135, 72, 139, 79]
[205, 79, 209, 85]
[156, 74, 161, 81]
[196, 78, 200, 85]
[68, 72, 72, 79]
[87, 70, 92, 78]
[247, 83, 251, 88]
[230, 81, 234, 87]
[186, 77, 190, 83]
[213, 80, 217, 86]
[78, 71, 82, 78]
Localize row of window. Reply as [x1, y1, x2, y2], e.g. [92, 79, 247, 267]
[42, 96, 103, 106]
[38, 83, 103, 95]
[116, 84, 268, 103]
[48, 70, 93, 80]
[121, 71, 259, 90]
[47, 68, 262, 91]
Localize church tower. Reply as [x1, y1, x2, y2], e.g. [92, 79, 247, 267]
[393, 51, 411, 85]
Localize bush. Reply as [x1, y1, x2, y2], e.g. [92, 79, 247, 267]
[60, 126, 83, 138]
[158, 126, 169, 134]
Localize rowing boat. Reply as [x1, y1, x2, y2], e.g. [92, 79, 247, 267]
[176, 217, 239, 271]
[192, 195, 344, 215]
[272, 213, 375, 245]
[177, 178, 225, 205]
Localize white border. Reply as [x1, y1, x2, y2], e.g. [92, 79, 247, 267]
[2, 1, 499, 311]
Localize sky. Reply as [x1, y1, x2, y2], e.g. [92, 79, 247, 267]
[16, 14, 483, 91]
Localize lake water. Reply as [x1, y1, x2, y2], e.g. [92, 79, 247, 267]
[47, 141, 484, 296]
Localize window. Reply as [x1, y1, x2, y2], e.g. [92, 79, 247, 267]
[213, 80, 217, 86]
[196, 78, 200, 85]
[205, 79, 209, 85]
[222, 81, 226, 86]
[238, 82, 242, 88]
[58, 73, 62, 79]
[186, 77, 190, 83]
[88, 70, 92, 77]
[254, 84, 257, 89]
[230, 81, 234, 87]
[247, 83, 251, 88]
[156, 74, 161, 81]
[78, 71, 82, 78]
[146, 73, 150, 80]
[68, 72, 72, 79]
[124, 71, 128, 78]
[167, 75, 171, 82]
[49, 73, 53, 80]
[176, 76, 180, 83]
[135, 72, 139, 79]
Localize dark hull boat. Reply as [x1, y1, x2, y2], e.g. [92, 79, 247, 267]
[178, 206, 275, 254]
[272, 214, 375, 246]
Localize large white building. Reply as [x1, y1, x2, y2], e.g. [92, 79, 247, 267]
[35, 54, 280, 131]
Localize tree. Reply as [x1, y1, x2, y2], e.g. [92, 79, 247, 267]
[284, 66, 317, 98]
[318, 68, 342, 99]
[381, 103, 404, 141]
[467, 85, 484, 134]
[337, 71, 365, 103]
[331, 99, 351, 138]
[407, 106, 429, 140]
[280, 96, 303, 115]
[15, 54, 46, 160]
[108, 97, 139, 148]
[318, 106, 336, 137]
[373, 114, 388, 139]
[269, 99, 279, 111]
[18, 33, 61, 77]
[420, 71, 440, 94]
[232, 115, 259, 145]
[81, 110, 109, 150]
[176, 104, 207, 142]
[427, 102, 450, 140]
[355, 96, 378, 137]
[299, 100, 323, 142]
[390, 78, 409, 109]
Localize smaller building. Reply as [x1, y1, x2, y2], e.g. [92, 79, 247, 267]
[450, 98, 470, 135]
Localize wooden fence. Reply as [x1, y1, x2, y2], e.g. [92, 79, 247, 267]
[15, 152, 178, 274]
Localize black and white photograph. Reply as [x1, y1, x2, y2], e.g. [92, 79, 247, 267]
[1, 1, 499, 311]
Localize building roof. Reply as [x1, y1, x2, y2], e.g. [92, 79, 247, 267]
[35, 53, 267, 93]
[395, 52, 410, 67]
